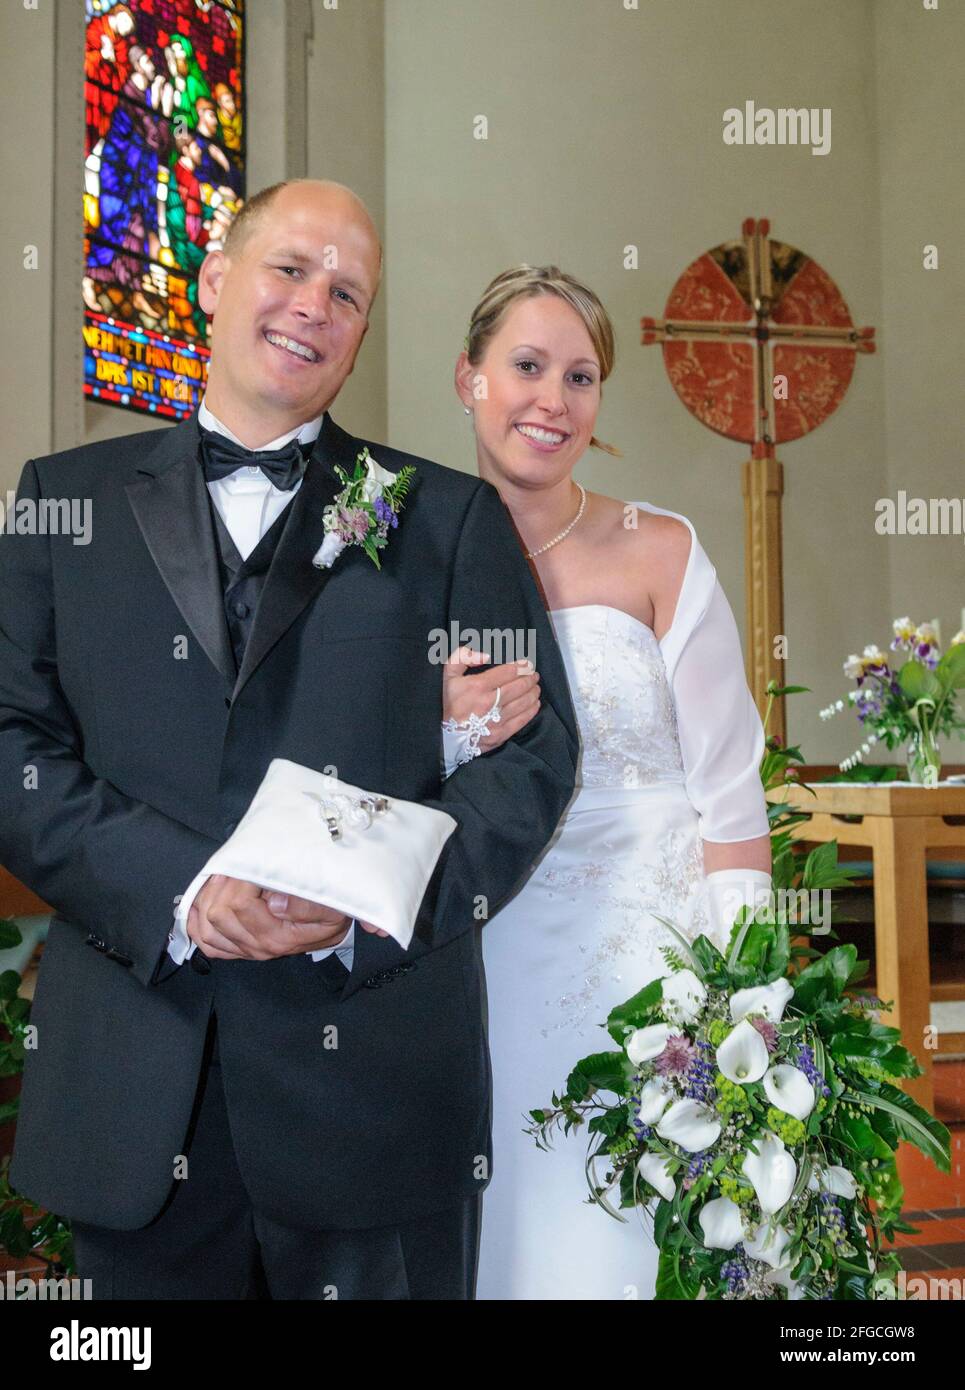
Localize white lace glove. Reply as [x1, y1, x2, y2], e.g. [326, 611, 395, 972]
[441, 686, 502, 777]
[702, 868, 773, 947]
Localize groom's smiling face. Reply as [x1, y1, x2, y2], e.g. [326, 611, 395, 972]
[198, 182, 382, 444]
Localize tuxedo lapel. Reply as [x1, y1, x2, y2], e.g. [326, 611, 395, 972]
[231, 411, 357, 702]
[125, 412, 236, 689]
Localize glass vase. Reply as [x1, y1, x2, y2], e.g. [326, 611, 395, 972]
[906, 726, 942, 786]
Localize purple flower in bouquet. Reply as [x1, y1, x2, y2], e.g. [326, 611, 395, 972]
[683, 1040, 717, 1102]
[654, 1033, 697, 1078]
[374, 494, 398, 529]
[682, 1151, 711, 1191]
[750, 1016, 779, 1052]
[797, 1042, 831, 1099]
[721, 1247, 750, 1293]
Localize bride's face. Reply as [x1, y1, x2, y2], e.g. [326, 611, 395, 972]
[458, 295, 601, 491]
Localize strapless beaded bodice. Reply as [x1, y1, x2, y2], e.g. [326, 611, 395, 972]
[548, 604, 686, 792]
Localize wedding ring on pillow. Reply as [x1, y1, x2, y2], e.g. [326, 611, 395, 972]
[441, 685, 502, 767]
[303, 790, 392, 840]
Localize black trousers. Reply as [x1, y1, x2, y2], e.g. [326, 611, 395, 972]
[71, 1014, 481, 1300]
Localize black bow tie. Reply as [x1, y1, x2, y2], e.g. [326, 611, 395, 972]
[199, 427, 313, 491]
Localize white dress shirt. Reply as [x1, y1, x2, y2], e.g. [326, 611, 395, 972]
[166, 397, 356, 971]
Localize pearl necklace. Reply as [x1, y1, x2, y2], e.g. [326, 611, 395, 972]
[524, 483, 587, 559]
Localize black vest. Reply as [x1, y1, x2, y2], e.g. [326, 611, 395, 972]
[209, 495, 296, 676]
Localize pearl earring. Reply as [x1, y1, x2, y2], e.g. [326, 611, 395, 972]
[464, 407, 472, 415]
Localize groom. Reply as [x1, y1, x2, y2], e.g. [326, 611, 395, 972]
[0, 179, 578, 1299]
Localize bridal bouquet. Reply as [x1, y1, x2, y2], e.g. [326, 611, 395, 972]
[818, 617, 965, 784]
[527, 684, 951, 1300]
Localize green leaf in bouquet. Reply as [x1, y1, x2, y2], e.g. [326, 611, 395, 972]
[898, 660, 941, 704]
[844, 1081, 951, 1173]
[724, 914, 776, 981]
[587, 1104, 630, 1140]
[829, 1032, 920, 1077]
[606, 976, 664, 1043]
[687, 932, 728, 979]
[792, 943, 858, 1011]
[618, 1159, 639, 1211]
[765, 920, 791, 979]
[823, 1012, 902, 1048]
[653, 1197, 676, 1246]
[565, 1050, 635, 1103]
[835, 1269, 874, 1300]
[936, 640, 965, 690]
[846, 957, 872, 988]
[655, 1246, 699, 1300]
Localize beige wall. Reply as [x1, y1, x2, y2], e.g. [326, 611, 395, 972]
[1, 0, 960, 765]
[1, 0, 56, 469]
[304, 0, 386, 439]
[874, 0, 964, 680]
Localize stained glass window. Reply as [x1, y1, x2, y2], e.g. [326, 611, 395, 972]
[83, 0, 246, 420]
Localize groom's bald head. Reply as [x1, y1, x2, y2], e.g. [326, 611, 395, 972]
[224, 179, 383, 293]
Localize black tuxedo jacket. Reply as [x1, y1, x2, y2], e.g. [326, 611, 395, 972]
[0, 409, 578, 1230]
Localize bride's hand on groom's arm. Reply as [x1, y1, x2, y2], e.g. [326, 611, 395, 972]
[442, 645, 541, 752]
[186, 874, 367, 959]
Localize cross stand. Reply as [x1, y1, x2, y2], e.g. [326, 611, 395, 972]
[643, 217, 875, 744]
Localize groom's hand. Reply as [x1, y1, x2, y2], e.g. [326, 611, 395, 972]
[262, 891, 391, 939]
[187, 874, 354, 959]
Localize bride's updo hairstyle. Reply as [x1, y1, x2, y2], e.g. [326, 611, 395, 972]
[465, 265, 622, 457]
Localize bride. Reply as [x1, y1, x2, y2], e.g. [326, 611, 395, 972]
[441, 265, 773, 1301]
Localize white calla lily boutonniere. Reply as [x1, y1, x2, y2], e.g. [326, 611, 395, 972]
[312, 446, 415, 570]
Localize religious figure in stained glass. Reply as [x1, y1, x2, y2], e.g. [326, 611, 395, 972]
[83, 0, 246, 420]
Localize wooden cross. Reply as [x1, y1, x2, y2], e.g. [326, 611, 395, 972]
[642, 217, 875, 744]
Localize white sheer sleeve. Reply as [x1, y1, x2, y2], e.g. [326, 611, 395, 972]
[632, 501, 770, 844]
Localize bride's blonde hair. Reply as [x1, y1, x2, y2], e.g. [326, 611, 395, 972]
[465, 265, 622, 457]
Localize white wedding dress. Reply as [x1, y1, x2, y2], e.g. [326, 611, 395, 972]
[473, 502, 770, 1301]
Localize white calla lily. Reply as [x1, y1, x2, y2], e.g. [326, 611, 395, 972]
[636, 1152, 677, 1202]
[743, 1220, 792, 1269]
[626, 1023, 672, 1065]
[660, 969, 707, 1024]
[637, 1077, 675, 1125]
[763, 1064, 815, 1121]
[359, 453, 399, 502]
[742, 1132, 797, 1215]
[698, 1196, 745, 1250]
[656, 1097, 721, 1153]
[729, 978, 794, 1023]
[807, 1163, 857, 1199]
[716, 1017, 769, 1084]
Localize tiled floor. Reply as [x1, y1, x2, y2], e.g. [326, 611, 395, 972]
[883, 1060, 965, 1292]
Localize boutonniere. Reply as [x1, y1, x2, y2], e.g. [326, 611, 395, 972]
[312, 447, 415, 571]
